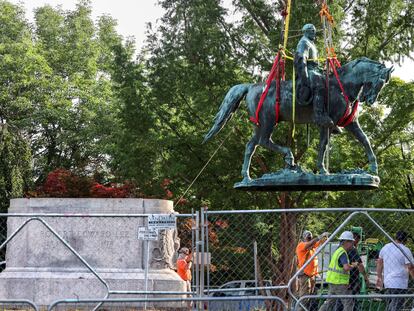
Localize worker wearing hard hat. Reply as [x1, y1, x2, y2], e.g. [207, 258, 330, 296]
[296, 230, 329, 311]
[318, 231, 360, 311]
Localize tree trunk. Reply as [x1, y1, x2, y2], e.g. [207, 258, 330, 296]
[270, 192, 298, 310]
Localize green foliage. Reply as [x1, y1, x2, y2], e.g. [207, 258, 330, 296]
[346, 0, 414, 62]
[0, 0, 413, 212]
[0, 0, 122, 184]
[0, 126, 31, 212]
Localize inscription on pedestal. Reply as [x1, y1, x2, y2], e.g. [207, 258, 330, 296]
[39, 229, 132, 248]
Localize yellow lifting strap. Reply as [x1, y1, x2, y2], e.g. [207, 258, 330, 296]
[283, 0, 292, 50]
[281, 0, 296, 137]
[282, 48, 325, 62]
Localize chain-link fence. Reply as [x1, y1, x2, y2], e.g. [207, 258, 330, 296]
[0, 207, 413, 310]
[294, 293, 414, 311]
[202, 208, 414, 310]
[48, 296, 287, 311]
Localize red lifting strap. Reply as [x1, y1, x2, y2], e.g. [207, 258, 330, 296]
[250, 52, 283, 125]
[275, 58, 284, 124]
[328, 58, 359, 127]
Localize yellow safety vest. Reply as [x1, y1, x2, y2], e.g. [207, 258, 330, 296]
[326, 246, 350, 285]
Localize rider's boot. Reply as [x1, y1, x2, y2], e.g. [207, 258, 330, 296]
[313, 89, 334, 128]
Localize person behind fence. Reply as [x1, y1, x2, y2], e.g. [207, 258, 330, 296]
[296, 230, 329, 311]
[347, 231, 369, 311]
[376, 231, 414, 311]
[318, 231, 359, 311]
[177, 247, 192, 294]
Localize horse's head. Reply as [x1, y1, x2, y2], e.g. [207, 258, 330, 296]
[352, 57, 393, 105]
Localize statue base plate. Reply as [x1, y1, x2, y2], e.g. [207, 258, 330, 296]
[234, 167, 380, 191]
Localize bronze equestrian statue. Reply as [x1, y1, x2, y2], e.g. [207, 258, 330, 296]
[204, 25, 392, 184]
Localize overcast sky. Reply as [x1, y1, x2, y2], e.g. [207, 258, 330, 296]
[9, 0, 414, 81]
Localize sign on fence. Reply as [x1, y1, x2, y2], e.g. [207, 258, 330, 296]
[138, 227, 158, 240]
[148, 214, 176, 230]
[192, 252, 211, 266]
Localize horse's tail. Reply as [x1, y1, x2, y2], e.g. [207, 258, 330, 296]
[203, 84, 249, 143]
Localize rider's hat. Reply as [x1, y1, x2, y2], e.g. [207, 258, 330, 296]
[302, 24, 316, 33]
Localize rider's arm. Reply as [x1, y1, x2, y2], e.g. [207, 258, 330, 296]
[294, 40, 310, 83]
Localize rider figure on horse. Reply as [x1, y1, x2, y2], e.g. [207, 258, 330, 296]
[294, 24, 334, 129]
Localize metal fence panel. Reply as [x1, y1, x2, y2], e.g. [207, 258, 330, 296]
[47, 296, 287, 311]
[0, 208, 413, 310]
[204, 208, 414, 311]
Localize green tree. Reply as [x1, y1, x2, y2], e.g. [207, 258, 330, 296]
[26, 0, 121, 181]
[0, 125, 31, 212]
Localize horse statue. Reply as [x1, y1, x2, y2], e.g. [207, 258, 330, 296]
[204, 57, 392, 184]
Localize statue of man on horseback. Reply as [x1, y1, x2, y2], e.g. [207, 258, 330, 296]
[204, 22, 393, 190]
[294, 24, 334, 128]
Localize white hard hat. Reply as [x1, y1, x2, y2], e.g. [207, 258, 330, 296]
[338, 231, 355, 241]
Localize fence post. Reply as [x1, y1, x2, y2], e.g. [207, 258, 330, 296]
[200, 208, 205, 309]
[205, 207, 210, 296]
[254, 240, 258, 296]
[144, 238, 150, 310]
[191, 208, 195, 291]
[195, 210, 200, 310]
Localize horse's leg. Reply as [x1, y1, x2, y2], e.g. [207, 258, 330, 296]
[241, 130, 259, 181]
[345, 121, 378, 174]
[259, 125, 295, 168]
[263, 139, 295, 167]
[317, 127, 331, 174]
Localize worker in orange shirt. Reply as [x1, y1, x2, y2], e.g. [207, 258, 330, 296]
[177, 247, 192, 306]
[296, 230, 329, 311]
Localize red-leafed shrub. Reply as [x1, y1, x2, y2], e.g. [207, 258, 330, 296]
[42, 169, 72, 197]
[33, 169, 133, 198]
[160, 178, 175, 200]
[90, 182, 133, 198]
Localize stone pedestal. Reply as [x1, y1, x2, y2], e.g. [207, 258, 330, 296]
[0, 198, 187, 309]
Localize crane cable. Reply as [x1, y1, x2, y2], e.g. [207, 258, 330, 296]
[174, 114, 240, 208]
